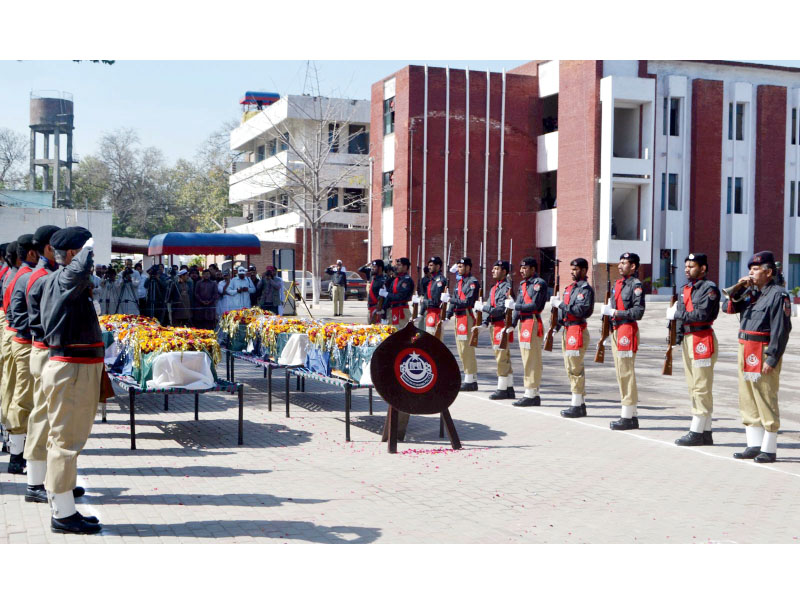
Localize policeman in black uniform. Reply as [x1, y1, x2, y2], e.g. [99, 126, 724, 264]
[510, 257, 548, 406]
[722, 251, 792, 463]
[361, 259, 387, 324]
[443, 257, 481, 391]
[667, 253, 720, 446]
[379, 257, 414, 328]
[420, 256, 447, 338]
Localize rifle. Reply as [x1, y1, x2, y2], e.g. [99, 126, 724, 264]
[467, 241, 484, 346]
[543, 258, 560, 351]
[662, 261, 677, 375]
[434, 243, 452, 338]
[594, 263, 612, 363]
[498, 239, 514, 350]
[412, 245, 421, 321]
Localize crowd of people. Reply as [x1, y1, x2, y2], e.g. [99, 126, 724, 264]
[90, 261, 286, 330]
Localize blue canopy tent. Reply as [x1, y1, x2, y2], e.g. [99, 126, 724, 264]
[148, 233, 261, 267]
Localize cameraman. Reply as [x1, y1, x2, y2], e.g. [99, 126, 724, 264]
[97, 267, 119, 315]
[113, 262, 140, 315]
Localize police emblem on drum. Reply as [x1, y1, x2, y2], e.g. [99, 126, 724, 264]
[395, 348, 436, 394]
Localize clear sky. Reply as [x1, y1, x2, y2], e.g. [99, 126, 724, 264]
[0, 60, 525, 165]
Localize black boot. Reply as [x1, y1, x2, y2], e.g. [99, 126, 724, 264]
[675, 431, 705, 446]
[561, 405, 587, 418]
[489, 388, 510, 400]
[459, 381, 478, 392]
[610, 417, 639, 431]
[7, 452, 26, 475]
[51, 512, 102, 535]
[702, 431, 714, 446]
[754, 452, 777, 463]
[733, 446, 762, 459]
[512, 395, 540, 407]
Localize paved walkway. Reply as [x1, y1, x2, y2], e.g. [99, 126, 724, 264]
[2, 298, 799, 543]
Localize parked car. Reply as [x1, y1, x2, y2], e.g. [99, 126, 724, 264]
[322, 271, 367, 300]
[278, 270, 318, 299]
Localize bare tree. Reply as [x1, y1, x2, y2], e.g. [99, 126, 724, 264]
[233, 96, 370, 305]
[0, 127, 28, 188]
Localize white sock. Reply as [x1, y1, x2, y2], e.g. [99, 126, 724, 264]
[621, 405, 634, 419]
[506, 376, 513, 389]
[464, 373, 475, 384]
[690, 416, 706, 434]
[745, 425, 765, 448]
[49, 490, 76, 520]
[497, 376, 507, 390]
[8, 433, 25, 455]
[761, 431, 778, 454]
[704, 415, 712, 432]
[523, 388, 535, 398]
[571, 393, 584, 407]
[27, 460, 46, 486]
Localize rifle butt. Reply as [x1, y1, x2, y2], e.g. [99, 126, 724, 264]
[662, 350, 673, 376]
[543, 330, 554, 352]
[593, 342, 605, 363]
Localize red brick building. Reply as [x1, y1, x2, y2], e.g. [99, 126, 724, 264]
[370, 60, 800, 294]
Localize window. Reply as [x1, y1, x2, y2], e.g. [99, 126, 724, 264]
[267, 139, 276, 157]
[669, 98, 680, 136]
[728, 103, 733, 141]
[382, 171, 393, 208]
[256, 145, 265, 162]
[727, 176, 744, 214]
[328, 123, 339, 153]
[659, 249, 678, 287]
[257, 200, 266, 221]
[661, 173, 678, 210]
[735, 102, 745, 141]
[662, 97, 668, 136]
[726, 251, 741, 288]
[383, 97, 395, 135]
[279, 193, 288, 215]
[343, 188, 366, 213]
[348, 125, 368, 154]
[382, 246, 392, 263]
[789, 254, 800, 289]
[793, 108, 797, 145]
[791, 181, 796, 218]
[278, 132, 289, 152]
[327, 191, 339, 210]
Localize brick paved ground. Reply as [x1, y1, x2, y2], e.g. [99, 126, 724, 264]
[2, 297, 799, 543]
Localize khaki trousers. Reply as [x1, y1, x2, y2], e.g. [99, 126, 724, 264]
[23, 346, 52, 461]
[0, 326, 15, 425]
[7, 339, 33, 434]
[493, 348, 512, 377]
[738, 344, 782, 433]
[518, 328, 543, 390]
[455, 312, 477, 375]
[563, 329, 590, 395]
[332, 285, 344, 315]
[43, 360, 101, 495]
[611, 330, 638, 407]
[0, 310, 5, 394]
[681, 332, 718, 417]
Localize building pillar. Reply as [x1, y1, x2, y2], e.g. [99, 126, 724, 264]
[53, 126, 60, 206]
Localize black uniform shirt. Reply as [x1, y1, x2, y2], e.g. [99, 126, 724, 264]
[512, 275, 548, 327]
[368, 274, 386, 309]
[674, 278, 720, 343]
[612, 276, 645, 328]
[557, 279, 595, 327]
[385, 273, 414, 308]
[28, 261, 59, 345]
[483, 280, 512, 323]
[446, 275, 480, 317]
[8, 258, 50, 339]
[722, 280, 792, 368]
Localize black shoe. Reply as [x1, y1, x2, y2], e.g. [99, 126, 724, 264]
[702, 431, 714, 446]
[675, 431, 705, 446]
[754, 452, 777, 463]
[51, 513, 102, 535]
[25, 484, 48, 503]
[73, 486, 85, 498]
[733, 446, 762, 459]
[459, 381, 478, 392]
[76, 512, 99, 524]
[561, 405, 587, 418]
[506, 387, 515, 399]
[512, 396, 541, 407]
[489, 389, 510, 400]
[610, 417, 639, 431]
[7, 453, 26, 475]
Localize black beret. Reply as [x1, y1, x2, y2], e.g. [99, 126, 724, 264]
[33, 225, 61, 251]
[570, 257, 589, 269]
[397, 257, 411, 267]
[5, 241, 18, 258]
[17, 234, 36, 254]
[685, 253, 708, 268]
[520, 256, 537, 268]
[50, 226, 92, 251]
[494, 260, 510, 272]
[748, 251, 775, 269]
[457, 256, 472, 267]
[620, 252, 640, 266]
[371, 259, 384, 269]
[427, 256, 442, 265]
